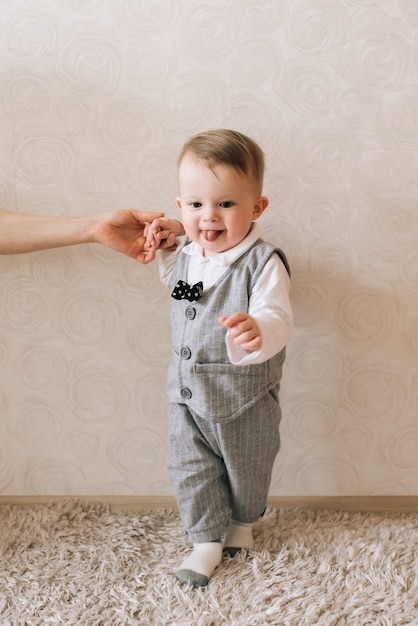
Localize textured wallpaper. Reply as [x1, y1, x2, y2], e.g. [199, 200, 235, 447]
[1, 0, 417, 497]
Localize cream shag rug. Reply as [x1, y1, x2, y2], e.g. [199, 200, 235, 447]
[0, 501, 417, 626]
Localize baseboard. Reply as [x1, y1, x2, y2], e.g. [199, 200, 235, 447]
[1, 495, 418, 513]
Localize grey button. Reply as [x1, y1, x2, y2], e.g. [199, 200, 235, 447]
[180, 387, 192, 399]
[180, 346, 192, 359]
[185, 306, 196, 320]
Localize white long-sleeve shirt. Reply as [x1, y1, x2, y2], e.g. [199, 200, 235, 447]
[159, 223, 293, 365]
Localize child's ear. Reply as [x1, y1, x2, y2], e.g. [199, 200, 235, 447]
[252, 196, 269, 220]
[176, 197, 182, 210]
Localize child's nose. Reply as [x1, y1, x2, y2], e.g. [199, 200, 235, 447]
[202, 204, 219, 221]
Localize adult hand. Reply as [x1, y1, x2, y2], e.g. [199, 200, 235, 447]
[93, 209, 168, 264]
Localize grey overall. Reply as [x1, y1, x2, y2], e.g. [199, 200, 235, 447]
[167, 239, 290, 543]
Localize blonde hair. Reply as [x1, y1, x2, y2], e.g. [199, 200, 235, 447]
[178, 129, 265, 194]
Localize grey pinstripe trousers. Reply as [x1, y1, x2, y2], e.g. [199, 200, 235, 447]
[167, 385, 281, 543]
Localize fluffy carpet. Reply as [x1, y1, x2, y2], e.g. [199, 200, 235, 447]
[0, 501, 417, 625]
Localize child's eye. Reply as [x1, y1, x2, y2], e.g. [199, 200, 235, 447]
[189, 202, 202, 209]
[220, 201, 233, 208]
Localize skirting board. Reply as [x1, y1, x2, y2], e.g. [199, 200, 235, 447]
[1, 496, 418, 513]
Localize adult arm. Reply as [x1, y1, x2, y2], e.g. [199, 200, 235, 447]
[0, 208, 170, 263]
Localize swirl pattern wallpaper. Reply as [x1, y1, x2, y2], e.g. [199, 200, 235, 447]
[1, 0, 417, 497]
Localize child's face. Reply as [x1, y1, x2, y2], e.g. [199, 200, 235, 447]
[176, 153, 268, 256]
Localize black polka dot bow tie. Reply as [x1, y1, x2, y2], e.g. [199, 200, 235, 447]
[171, 280, 204, 302]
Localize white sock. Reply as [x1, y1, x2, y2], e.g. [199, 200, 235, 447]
[223, 520, 254, 555]
[176, 541, 223, 588]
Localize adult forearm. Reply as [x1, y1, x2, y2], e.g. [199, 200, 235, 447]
[0, 211, 97, 254]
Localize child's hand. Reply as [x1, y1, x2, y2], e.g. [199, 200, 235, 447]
[219, 312, 262, 352]
[145, 218, 184, 253]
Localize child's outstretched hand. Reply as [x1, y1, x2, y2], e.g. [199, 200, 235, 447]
[219, 313, 262, 352]
[144, 217, 184, 261]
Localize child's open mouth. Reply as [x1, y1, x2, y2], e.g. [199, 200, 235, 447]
[202, 230, 222, 242]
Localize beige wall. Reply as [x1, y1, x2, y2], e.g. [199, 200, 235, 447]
[1, 0, 417, 497]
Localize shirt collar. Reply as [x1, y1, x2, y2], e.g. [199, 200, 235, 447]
[182, 223, 261, 266]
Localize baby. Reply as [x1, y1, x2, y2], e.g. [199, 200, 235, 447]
[146, 129, 293, 587]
